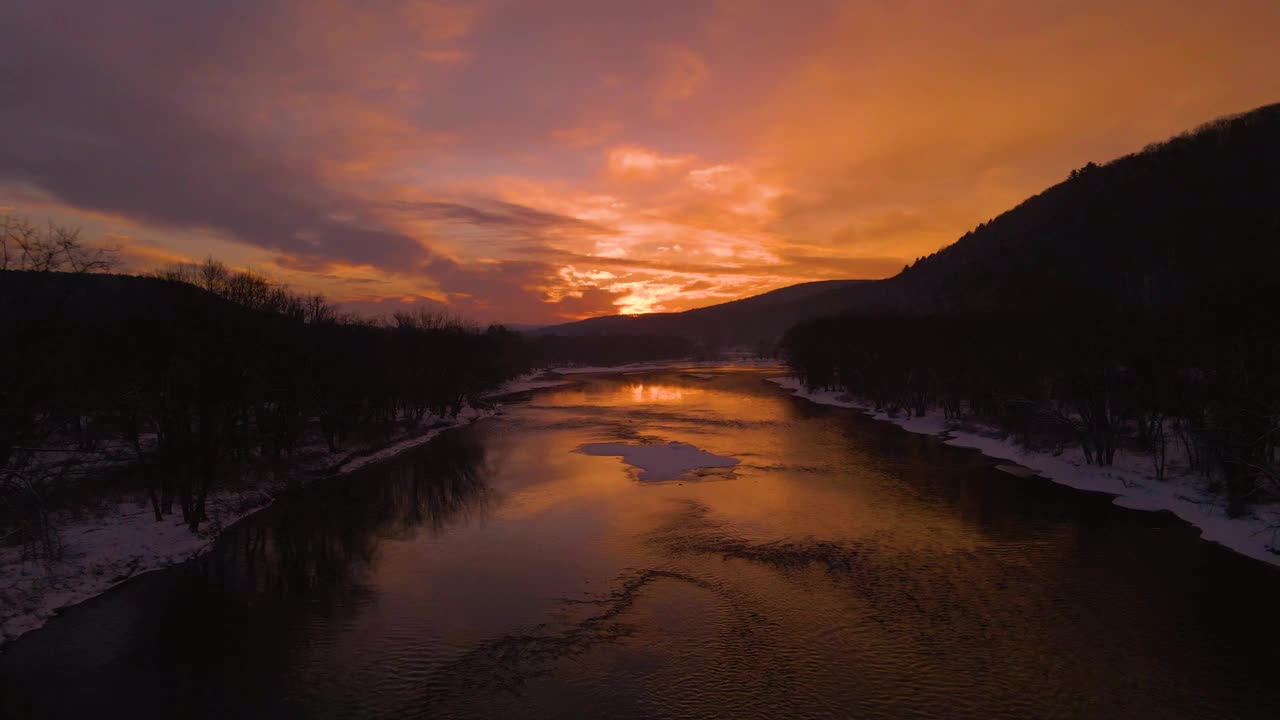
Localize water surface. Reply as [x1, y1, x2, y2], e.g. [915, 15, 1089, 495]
[4, 368, 1279, 719]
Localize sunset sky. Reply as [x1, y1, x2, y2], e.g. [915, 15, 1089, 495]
[3, 0, 1278, 324]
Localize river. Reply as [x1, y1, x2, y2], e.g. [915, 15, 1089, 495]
[3, 367, 1279, 719]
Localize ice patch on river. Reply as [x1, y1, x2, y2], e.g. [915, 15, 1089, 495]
[577, 441, 739, 482]
[768, 376, 1280, 567]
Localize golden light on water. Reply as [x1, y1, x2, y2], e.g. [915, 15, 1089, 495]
[629, 384, 686, 403]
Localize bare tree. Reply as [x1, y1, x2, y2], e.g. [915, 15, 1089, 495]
[305, 294, 336, 325]
[1, 216, 116, 273]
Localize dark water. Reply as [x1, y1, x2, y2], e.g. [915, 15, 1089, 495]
[4, 369, 1280, 719]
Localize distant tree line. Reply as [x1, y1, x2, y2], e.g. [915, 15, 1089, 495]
[522, 333, 695, 367]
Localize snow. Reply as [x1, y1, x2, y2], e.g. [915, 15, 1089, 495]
[576, 441, 740, 482]
[769, 376, 1280, 567]
[550, 358, 781, 376]
[336, 405, 488, 474]
[0, 407, 492, 648]
[483, 372, 574, 398]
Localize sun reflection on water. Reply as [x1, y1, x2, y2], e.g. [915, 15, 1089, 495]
[628, 384, 685, 403]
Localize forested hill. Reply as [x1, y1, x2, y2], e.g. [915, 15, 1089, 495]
[549, 102, 1280, 344]
[779, 103, 1280, 517]
[539, 279, 864, 347]
[877, 101, 1280, 314]
[1, 267, 526, 537]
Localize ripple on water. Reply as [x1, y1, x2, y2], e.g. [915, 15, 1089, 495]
[6, 370, 1280, 720]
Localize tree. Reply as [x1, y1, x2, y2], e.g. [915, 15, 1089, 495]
[1, 216, 116, 273]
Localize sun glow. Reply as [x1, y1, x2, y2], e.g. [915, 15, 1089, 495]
[9, 1, 1280, 324]
[628, 384, 685, 403]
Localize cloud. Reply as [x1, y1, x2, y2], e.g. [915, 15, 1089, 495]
[552, 122, 621, 148]
[110, 239, 197, 273]
[0, 1, 433, 270]
[424, 257, 627, 322]
[392, 199, 611, 237]
[3, 0, 1278, 324]
[607, 146, 695, 178]
[651, 46, 709, 110]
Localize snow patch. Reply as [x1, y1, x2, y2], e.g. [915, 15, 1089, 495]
[768, 376, 1280, 567]
[483, 372, 573, 398]
[336, 406, 488, 474]
[576, 441, 739, 482]
[995, 464, 1040, 479]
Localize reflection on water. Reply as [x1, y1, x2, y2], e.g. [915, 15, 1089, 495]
[4, 369, 1280, 720]
[0, 429, 493, 719]
[628, 382, 685, 403]
[210, 430, 492, 606]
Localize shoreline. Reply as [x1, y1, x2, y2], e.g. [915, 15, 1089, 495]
[0, 406, 492, 648]
[768, 376, 1280, 568]
[0, 359, 755, 647]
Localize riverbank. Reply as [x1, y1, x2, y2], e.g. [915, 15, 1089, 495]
[483, 371, 576, 398]
[769, 376, 1280, 567]
[0, 406, 492, 648]
[550, 358, 782, 375]
[0, 361, 781, 647]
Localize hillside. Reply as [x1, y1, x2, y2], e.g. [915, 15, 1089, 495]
[775, 103, 1280, 520]
[548, 102, 1280, 345]
[540, 279, 865, 347]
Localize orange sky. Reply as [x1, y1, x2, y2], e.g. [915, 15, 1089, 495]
[3, 0, 1279, 323]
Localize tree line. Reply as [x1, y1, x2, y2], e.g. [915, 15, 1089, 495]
[1, 243, 524, 556]
[781, 305, 1280, 516]
[522, 333, 694, 368]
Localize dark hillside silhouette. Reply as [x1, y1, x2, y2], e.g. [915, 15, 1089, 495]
[876, 102, 1280, 314]
[780, 103, 1280, 515]
[542, 279, 865, 349]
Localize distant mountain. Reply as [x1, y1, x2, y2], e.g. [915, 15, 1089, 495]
[545, 102, 1280, 346]
[500, 323, 550, 333]
[538, 279, 865, 347]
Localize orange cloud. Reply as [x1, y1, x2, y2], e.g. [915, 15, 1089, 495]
[651, 46, 709, 110]
[552, 122, 621, 148]
[607, 146, 694, 178]
[4, 0, 1279, 324]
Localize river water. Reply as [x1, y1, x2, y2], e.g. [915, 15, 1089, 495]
[3, 368, 1279, 719]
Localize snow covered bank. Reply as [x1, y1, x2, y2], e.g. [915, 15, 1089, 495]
[768, 376, 1280, 567]
[482, 372, 574, 398]
[576, 441, 739, 482]
[551, 359, 782, 375]
[335, 406, 489, 474]
[0, 407, 491, 648]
